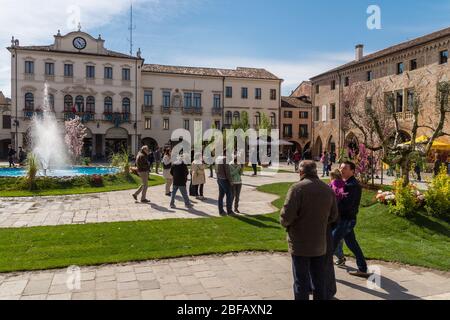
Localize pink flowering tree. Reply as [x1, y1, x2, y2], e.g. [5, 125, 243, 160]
[65, 116, 87, 164]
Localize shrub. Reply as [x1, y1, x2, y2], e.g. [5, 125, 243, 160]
[110, 150, 130, 175]
[388, 178, 424, 217]
[90, 174, 104, 187]
[80, 157, 91, 166]
[424, 167, 450, 221]
[26, 153, 39, 190]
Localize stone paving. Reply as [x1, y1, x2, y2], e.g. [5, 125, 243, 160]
[0, 172, 299, 228]
[0, 252, 449, 300]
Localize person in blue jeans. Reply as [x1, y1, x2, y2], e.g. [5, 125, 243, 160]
[332, 161, 370, 278]
[215, 155, 234, 215]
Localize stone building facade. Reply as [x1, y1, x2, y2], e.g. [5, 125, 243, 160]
[280, 96, 312, 157]
[310, 26, 450, 158]
[7, 30, 282, 159]
[0, 91, 11, 159]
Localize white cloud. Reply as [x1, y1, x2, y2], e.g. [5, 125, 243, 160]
[0, 0, 197, 97]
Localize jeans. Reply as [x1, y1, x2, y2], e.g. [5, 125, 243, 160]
[291, 255, 327, 300]
[322, 164, 329, 176]
[217, 179, 233, 213]
[231, 183, 242, 211]
[332, 219, 368, 273]
[170, 185, 191, 206]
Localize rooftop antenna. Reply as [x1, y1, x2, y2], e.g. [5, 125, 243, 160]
[128, 0, 136, 56]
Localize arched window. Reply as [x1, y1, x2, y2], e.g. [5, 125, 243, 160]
[25, 93, 34, 110]
[64, 95, 73, 112]
[122, 97, 131, 114]
[233, 111, 240, 123]
[225, 111, 233, 125]
[255, 112, 261, 127]
[270, 112, 276, 127]
[86, 96, 95, 113]
[46, 94, 55, 111]
[75, 95, 84, 113]
[104, 97, 113, 113]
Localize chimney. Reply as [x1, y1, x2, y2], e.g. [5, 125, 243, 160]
[355, 44, 364, 61]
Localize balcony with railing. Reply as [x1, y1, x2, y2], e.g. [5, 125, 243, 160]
[212, 108, 222, 116]
[161, 106, 171, 114]
[142, 105, 154, 114]
[64, 111, 95, 122]
[23, 109, 43, 120]
[394, 111, 413, 121]
[182, 107, 203, 115]
[103, 112, 131, 126]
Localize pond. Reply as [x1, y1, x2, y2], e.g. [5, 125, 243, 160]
[0, 167, 120, 178]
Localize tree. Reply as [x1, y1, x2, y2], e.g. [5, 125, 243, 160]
[64, 116, 87, 164]
[343, 69, 450, 186]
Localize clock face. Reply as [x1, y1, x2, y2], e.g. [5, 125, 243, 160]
[73, 37, 87, 50]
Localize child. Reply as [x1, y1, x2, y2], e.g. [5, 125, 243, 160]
[329, 169, 347, 201]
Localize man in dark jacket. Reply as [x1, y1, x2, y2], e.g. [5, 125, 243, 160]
[215, 154, 234, 215]
[7, 144, 16, 167]
[280, 160, 338, 300]
[132, 146, 150, 203]
[170, 155, 193, 209]
[332, 161, 369, 278]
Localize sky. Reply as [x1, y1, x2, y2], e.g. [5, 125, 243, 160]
[0, 0, 449, 97]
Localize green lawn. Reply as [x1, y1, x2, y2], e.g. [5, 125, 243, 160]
[0, 182, 448, 273]
[0, 174, 165, 197]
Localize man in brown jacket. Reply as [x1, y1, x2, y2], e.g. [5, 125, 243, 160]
[132, 146, 150, 203]
[280, 160, 338, 300]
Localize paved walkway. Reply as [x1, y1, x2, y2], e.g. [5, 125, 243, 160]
[0, 172, 299, 228]
[0, 252, 448, 300]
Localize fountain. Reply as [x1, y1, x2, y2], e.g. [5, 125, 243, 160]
[0, 83, 119, 178]
[30, 83, 68, 174]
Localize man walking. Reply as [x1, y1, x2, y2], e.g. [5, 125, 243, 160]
[216, 154, 234, 215]
[132, 146, 150, 203]
[7, 144, 16, 168]
[280, 161, 338, 300]
[170, 155, 193, 209]
[333, 161, 370, 278]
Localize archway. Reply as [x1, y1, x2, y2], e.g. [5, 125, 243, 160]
[82, 128, 93, 158]
[0, 139, 11, 159]
[327, 135, 336, 154]
[105, 127, 129, 157]
[283, 141, 301, 159]
[314, 137, 323, 159]
[303, 142, 312, 160]
[142, 137, 158, 151]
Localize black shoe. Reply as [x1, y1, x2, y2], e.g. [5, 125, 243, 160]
[335, 257, 346, 267]
[227, 211, 235, 216]
[348, 270, 371, 278]
[234, 209, 240, 214]
[141, 199, 150, 203]
[165, 193, 171, 196]
[219, 211, 227, 216]
[132, 194, 137, 201]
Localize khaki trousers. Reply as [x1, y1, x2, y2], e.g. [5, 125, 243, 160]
[134, 171, 149, 201]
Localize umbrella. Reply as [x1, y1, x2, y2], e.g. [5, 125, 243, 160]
[403, 135, 450, 151]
